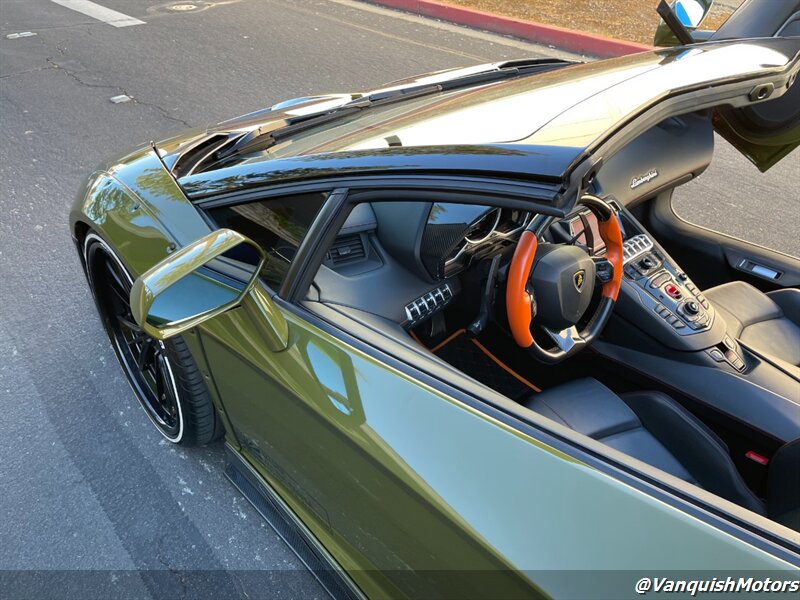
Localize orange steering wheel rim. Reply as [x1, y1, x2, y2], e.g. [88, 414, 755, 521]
[506, 230, 538, 347]
[506, 199, 624, 349]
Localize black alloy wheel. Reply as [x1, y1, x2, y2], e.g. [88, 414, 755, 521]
[84, 233, 220, 446]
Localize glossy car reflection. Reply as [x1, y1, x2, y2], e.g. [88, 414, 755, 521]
[71, 26, 800, 600]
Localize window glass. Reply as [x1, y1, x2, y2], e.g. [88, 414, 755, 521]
[671, 137, 798, 258]
[208, 191, 327, 290]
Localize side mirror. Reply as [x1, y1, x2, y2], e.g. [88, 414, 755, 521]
[654, 0, 714, 47]
[130, 229, 287, 349]
[674, 0, 710, 28]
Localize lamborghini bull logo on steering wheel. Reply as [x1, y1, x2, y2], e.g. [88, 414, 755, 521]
[573, 270, 586, 292]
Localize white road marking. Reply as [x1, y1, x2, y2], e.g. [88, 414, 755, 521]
[6, 32, 38, 39]
[48, 0, 145, 28]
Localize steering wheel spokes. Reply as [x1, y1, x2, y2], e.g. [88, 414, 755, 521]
[506, 195, 624, 363]
[593, 256, 615, 284]
[544, 325, 586, 355]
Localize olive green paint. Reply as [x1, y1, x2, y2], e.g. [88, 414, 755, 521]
[70, 149, 798, 600]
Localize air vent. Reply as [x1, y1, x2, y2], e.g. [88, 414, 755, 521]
[622, 234, 654, 264]
[326, 234, 366, 266]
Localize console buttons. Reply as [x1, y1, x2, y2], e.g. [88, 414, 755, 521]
[655, 304, 670, 317]
[654, 304, 686, 329]
[723, 336, 736, 351]
[649, 272, 671, 289]
[664, 283, 682, 299]
[677, 271, 688, 281]
[708, 345, 745, 370]
[697, 294, 709, 308]
[690, 316, 709, 330]
[667, 314, 686, 329]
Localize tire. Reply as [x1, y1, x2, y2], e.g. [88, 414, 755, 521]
[84, 232, 221, 446]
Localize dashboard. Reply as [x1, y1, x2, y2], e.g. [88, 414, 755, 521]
[317, 197, 730, 359]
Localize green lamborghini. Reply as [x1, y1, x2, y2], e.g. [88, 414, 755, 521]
[71, 1, 800, 597]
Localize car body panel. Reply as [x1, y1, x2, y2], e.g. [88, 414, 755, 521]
[161, 60, 576, 168]
[70, 146, 214, 265]
[108, 148, 213, 245]
[70, 169, 177, 276]
[196, 301, 796, 598]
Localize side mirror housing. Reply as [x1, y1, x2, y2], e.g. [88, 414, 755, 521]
[654, 0, 714, 46]
[130, 229, 288, 350]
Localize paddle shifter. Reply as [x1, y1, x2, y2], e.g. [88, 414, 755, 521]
[468, 254, 502, 337]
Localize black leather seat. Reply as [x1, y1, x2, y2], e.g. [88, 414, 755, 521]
[522, 378, 765, 515]
[703, 281, 800, 370]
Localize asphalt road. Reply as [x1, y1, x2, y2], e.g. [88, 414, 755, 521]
[0, 1, 797, 598]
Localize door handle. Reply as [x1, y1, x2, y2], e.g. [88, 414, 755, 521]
[737, 259, 782, 281]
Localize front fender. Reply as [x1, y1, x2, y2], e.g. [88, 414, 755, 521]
[70, 148, 213, 278]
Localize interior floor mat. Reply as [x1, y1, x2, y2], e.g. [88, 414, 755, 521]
[431, 330, 540, 400]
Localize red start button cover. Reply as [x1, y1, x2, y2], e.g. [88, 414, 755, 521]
[664, 283, 682, 299]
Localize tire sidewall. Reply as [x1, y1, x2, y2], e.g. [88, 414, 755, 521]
[84, 232, 186, 444]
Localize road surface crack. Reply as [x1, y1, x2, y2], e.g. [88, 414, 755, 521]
[156, 536, 190, 600]
[45, 57, 192, 128]
[0, 64, 58, 79]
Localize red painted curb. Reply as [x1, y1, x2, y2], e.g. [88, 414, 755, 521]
[362, 0, 654, 58]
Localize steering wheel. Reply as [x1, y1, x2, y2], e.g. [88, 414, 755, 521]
[506, 195, 623, 363]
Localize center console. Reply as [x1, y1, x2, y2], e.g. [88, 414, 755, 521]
[619, 232, 748, 373]
[622, 234, 714, 333]
[608, 209, 752, 374]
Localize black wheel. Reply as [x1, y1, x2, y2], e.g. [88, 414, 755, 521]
[84, 232, 220, 446]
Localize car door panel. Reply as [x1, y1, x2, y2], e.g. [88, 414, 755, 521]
[645, 191, 800, 291]
[198, 287, 795, 599]
[198, 303, 537, 599]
